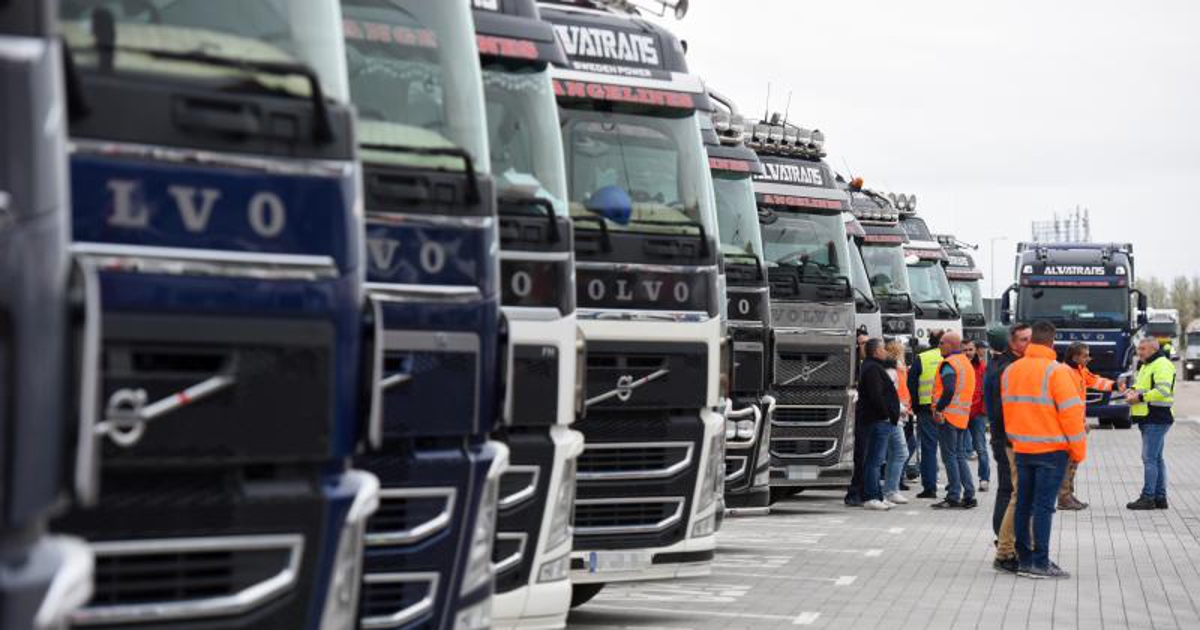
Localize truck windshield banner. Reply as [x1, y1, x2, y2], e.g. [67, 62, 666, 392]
[553, 22, 662, 76]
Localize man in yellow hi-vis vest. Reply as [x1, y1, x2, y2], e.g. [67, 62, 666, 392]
[1124, 337, 1176, 510]
[908, 331, 947, 498]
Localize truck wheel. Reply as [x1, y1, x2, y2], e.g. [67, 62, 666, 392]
[571, 584, 605, 608]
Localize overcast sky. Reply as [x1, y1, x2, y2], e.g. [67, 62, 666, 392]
[651, 0, 1199, 295]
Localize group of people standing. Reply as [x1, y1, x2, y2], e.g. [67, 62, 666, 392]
[847, 321, 1178, 580]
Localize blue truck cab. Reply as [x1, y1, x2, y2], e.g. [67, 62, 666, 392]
[470, 1, 586, 627]
[52, 1, 381, 627]
[1, 1, 94, 627]
[701, 98, 773, 515]
[339, 1, 509, 629]
[1003, 242, 1146, 429]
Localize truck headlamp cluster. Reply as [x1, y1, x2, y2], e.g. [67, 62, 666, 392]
[744, 121, 827, 157]
[889, 193, 918, 214]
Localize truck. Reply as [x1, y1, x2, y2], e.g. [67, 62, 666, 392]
[1145, 308, 1181, 360]
[339, 1, 510, 628]
[471, 1, 587, 627]
[54, 1, 381, 627]
[847, 184, 916, 346]
[845, 210, 883, 339]
[747, 118, 858, 495]
[894, 195, 962, 347]
[540, 0, 725, 605]
[0, 2, 94, 627]
[704, 95, 773, 515]
[938, 235, 988, 345]
[1184, 320, 1200, 381]
[1002, 242, 1146, 429]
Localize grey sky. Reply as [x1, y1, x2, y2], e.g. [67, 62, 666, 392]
[655, 0, 1200, 295]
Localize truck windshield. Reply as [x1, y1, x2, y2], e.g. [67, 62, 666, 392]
[713, 173, 765, 268]
[61, 0, 349, 102]
[1188, 332, 1200, 347]
[1017, 287, 1129, 327]
[950, 280, 984, 315]
[862, 244, 912, 298]
[761, 212, 851, 281]
[1146, 322, 1179, 337]
[483, 63, 567, 213]
[908, 260, 956, 313]
[561, 108, 717, 236]
[900, 216, 933, 243]
[848, 240, 875, 308]
[343, 0, 489, 173]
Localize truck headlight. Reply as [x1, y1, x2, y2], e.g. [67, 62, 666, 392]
[692, 511, 717, 538]
[461, 447, 508, 597]
[537, 553, 570, 583]
[453, 599, 493, 630]
[1187, 361, 1195, 370]
[695, 432, 724, 513]
[319, 471, 379, 630]
[544, 457, 577, 552]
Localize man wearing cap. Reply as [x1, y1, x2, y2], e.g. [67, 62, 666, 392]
[1002, 321, 1086, 579]
[983, 323, 1031, 574]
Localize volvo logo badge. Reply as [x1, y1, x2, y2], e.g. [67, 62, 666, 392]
[615, 375, 635, 402]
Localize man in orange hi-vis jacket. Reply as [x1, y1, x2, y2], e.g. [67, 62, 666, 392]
[1058, 342, 1113, 511]
[1002, 321, 1087, 580]
[930, 332, 977, 510]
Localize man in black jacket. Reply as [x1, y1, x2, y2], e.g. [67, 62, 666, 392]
[983, 323, 1031, 573]
[856, 339, 902, 510]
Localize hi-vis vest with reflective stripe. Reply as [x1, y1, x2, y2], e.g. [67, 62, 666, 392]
[1000, 345, 1088, 462]
[932, 353, 974, 429]
[917, 348, 942, 405]
[1131, 354, 1175, 418]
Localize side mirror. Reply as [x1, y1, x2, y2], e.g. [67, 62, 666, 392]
[999, 283, 1016, 325]
[1132, 289, 1148, 326]
[584, 185, 632, 226]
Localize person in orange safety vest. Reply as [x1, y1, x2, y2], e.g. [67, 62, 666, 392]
[1057, 342, 1113, 511]
[930, 332, 977, 510]
[1001, 321, 1087, 580]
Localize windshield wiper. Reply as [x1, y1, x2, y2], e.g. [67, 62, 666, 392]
[87, 8, 335, 143]
[359, 143, 481, 205]
[623, 217, 711, 258]
[498, 195, 560, 244]
[921, 299, 960, 317]
[853, 285, 877, 310]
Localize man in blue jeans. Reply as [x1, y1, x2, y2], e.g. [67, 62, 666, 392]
[930, 332, 977, 510]
[909, 331, 945, 499]
[1125, 337, 1176, 510]
[1003, 321, 1087, 579]
[858, 339, 902, 510]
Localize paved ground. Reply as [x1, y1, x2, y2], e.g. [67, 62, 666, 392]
[567, 379, 1200, 630]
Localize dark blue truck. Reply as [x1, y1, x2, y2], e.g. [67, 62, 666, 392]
[52, 1, 381, 627]
[1002, 242, 1146, 429]
[340, 1, 509, 628]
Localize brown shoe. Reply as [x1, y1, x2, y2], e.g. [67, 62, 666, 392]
[1058, 495, 1088, 511]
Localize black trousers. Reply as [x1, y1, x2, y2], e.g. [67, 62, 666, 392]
[991, 434, 1013, 535]
[847, 416, 869, 498]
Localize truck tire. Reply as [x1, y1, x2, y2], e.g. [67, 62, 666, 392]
[571, 583, 605, 608]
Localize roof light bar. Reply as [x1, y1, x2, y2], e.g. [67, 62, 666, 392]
[744, 117, 828, 158]
[889, 193, 918, 214]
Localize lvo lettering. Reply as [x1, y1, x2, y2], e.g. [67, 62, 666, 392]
[107, 180, 288, 238]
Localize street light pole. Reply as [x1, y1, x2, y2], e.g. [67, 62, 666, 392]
[989, 236, 1009, 298]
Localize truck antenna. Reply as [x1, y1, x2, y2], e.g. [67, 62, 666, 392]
[763, 82, 771, 122]
[781, 90, 793, 128]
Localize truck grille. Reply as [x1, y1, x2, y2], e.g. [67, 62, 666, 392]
[775, 352, 851, 388]
[573, 498, 685, 535]
[76, 535, 302, 626]
[773, 406, 842, 427]
[577, 442, 694, 481]
[771, 438, 838, 458]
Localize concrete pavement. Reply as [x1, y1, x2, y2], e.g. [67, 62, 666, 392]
[568, 383, 1200, 630]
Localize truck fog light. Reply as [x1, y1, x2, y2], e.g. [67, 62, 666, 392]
[537, 554, 571, 583]
[453, 599, 493, 630]
[692, 511, 716, 538]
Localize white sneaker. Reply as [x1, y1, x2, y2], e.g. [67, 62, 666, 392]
[864, 500, 892, 511]
[886, 492, 910, 505]
[979, 480, 990, 492]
